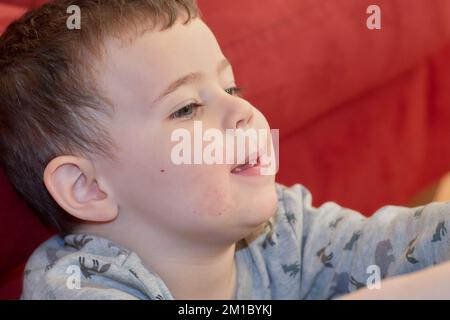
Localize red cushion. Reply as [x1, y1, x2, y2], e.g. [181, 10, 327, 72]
[0, 3, 26, 34]
[0, 0, 45, 9]
[278, 43, 450, 213]
[200, 0, 450, 137]
[0, 171, 52, 273]
[0, 262, 25, 300]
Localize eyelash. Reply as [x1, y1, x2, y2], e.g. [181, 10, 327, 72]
[169, 86, 244, 120]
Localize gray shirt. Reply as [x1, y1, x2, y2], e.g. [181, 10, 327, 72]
[22, 183, 450, 299]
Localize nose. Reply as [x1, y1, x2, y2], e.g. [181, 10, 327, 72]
[221, 95, 254, 130]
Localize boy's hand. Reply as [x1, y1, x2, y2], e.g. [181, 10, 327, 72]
[434, 172, 450, 202]
[339, 260, 450, 299]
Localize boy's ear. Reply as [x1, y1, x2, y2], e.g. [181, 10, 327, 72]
[43, 155, 118, 222]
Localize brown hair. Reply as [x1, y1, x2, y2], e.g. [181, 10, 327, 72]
[0, 0, 200, 234]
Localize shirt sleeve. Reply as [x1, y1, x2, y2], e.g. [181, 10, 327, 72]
[275, 183, 450, 299]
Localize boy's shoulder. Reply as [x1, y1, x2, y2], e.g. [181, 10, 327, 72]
[21, 234, 171, 300]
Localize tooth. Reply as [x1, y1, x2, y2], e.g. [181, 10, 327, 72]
[232, 166, 242, 173]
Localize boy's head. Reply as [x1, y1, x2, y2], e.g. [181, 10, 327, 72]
[0, 0, 277, 244]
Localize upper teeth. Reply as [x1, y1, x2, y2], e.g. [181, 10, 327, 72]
[232, 160, 257, 173]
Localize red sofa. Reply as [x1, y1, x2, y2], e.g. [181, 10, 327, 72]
[1, 0, 450, 299]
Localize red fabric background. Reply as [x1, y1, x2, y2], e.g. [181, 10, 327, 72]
[1, 0, 450, 299]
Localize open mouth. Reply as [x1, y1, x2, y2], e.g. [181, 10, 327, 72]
[231, 153, 261, 174]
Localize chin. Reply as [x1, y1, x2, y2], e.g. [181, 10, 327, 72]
[240, 180, 278, 228]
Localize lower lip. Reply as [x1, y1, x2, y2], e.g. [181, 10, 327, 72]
[231, 160, 263, 177]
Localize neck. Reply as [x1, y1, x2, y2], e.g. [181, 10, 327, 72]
[80, 219, 239, 300]
[146, 242, 238, 300]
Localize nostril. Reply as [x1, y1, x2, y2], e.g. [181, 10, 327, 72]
[235, 119, 246, 130]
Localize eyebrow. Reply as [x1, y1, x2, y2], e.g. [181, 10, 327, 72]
[152, 58, 232, 104]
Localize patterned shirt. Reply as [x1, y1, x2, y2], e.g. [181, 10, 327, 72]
[22, 183, 450, 299]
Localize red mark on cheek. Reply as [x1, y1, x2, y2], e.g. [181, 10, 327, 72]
[160, 169, 165, 173]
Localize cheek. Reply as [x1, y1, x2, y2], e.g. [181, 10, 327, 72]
[167, 164, 235, 217]
[118, 131, 233, 216]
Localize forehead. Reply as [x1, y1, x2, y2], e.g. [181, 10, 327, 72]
[98, 18, 226, 101]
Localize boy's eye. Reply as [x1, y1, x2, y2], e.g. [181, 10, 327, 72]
[169, 87, 244, 120]
[225, 86, 244, 97]
[170, 103, 202, 120]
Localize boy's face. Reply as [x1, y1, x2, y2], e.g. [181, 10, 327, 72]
[94, 18, 277, 244]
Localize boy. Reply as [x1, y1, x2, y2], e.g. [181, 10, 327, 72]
[1, 0, 450, 300]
